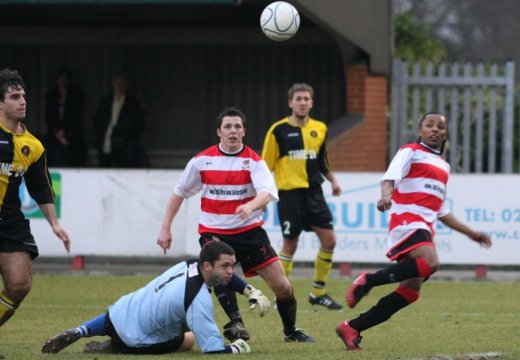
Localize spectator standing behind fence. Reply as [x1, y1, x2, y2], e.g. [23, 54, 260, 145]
[93, 73, 146, 168]
[44, 68, 87, 167]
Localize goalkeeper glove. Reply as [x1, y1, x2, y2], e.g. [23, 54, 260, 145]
[243, 284, 270, 317]
[229, 339, 251, 354]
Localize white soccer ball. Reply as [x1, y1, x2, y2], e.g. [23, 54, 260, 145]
[260, 1, 300, 41]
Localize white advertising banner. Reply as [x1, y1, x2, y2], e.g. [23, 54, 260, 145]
[27, 170, 519, 265]
[28, 169, 197, 257]
[265, 173, 520, 265]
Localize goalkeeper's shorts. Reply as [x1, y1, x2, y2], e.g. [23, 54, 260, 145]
[105, 312, 185, 354]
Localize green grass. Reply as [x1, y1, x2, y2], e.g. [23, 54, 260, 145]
[2, 275, 519, 359]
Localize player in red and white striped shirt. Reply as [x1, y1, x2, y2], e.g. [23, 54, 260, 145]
[174, 139, 275, 236]
[157, 107, 314, 343]
[336, 112, 492, 350]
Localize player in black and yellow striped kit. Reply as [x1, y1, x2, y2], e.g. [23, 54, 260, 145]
[0, 69, 71, 336]
[262, 83, 343, 310]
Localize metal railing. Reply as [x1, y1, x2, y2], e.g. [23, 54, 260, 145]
[390, 60, 516, 173]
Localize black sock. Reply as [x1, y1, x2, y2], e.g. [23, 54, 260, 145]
[350, 290, 414, 332]
[214, 285, 242, 323]
[366, 258, 430, 288]
[276, 296, 297, 334]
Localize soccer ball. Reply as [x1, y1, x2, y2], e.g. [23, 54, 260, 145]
[260, 1, 300, 41]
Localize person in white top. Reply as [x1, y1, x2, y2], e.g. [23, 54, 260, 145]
[336, 112, 492, 350]
[157, 107, 315, 343]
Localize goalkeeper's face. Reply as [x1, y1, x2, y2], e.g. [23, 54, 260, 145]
[203, 254, 236, 287]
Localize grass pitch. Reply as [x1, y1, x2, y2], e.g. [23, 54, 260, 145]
[1, 274, 519, 360]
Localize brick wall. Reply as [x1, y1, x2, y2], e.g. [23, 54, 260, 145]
[328, 65, 388, 171]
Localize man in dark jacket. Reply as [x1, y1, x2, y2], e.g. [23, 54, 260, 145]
[93, 74, 146, 168]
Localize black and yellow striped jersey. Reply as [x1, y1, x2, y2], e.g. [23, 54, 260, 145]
[0, 122, 54, 221]
[262, 117, 331, 190]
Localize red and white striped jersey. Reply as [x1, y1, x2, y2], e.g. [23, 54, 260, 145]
[382, 143, 451, 253]
[174, 144, 278, 235]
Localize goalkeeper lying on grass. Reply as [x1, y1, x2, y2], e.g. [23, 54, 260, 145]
[42, 241, 269, 355]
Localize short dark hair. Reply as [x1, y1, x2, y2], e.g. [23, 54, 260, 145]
[199, 241, 235, 266]
[288, 83, 314, 100]
[418, 111, 445, 128]
[216, 106, 247, 128]
[0, 68, 25, 101]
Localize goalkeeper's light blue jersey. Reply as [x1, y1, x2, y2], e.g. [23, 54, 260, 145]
[108, 261, 226, 353]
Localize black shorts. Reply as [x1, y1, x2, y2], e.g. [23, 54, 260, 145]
[199, 227, 279, 277]
[277, 187, 333, 238]
[105, 312, 185, 354]
[0, 219, 39, 260]
[387, 229, 434, 261]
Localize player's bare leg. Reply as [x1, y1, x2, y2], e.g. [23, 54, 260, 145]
[257, 262, 315, 342]
[0, 252, 32, 327]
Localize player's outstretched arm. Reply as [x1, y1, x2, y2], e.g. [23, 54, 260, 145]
[243, 284, 270, 317]
[39, 203, 71, 252]
[157, 193, 185, 254]
[377, 180, 394, 212]
[324, 171, 342, 196]
[228, 339, 251, 354]
[439, 213, 492, 248]
[222, 274, 269, 316]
